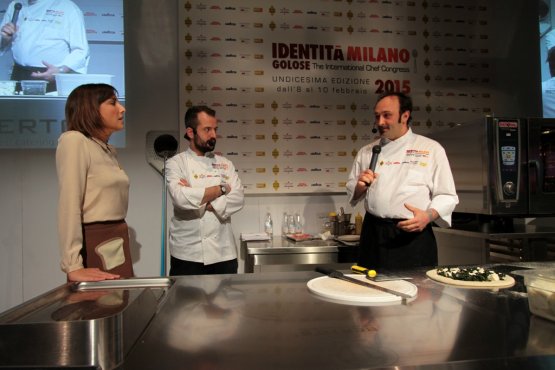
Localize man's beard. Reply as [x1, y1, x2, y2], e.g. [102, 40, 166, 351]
[194, 135, 216, 154]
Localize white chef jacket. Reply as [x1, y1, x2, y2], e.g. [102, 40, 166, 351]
[0, 0, 89, 73]
[346, 129, 458, 228]
[166, 148, 244, 265]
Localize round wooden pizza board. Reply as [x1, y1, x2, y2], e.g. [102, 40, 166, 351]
[426, 269, 516, 289]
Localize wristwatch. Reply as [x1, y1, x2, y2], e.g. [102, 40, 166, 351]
[220, 184, 227, 195]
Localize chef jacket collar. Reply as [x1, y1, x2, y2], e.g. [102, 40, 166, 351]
[186, 147, 215, 159]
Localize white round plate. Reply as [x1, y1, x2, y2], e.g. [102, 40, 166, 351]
[307, 274, 417, 306]
[337, 235, 360, 242]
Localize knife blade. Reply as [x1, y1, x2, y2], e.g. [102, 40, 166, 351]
[315, 267, 413, 301]
[351, 265, 413, 282]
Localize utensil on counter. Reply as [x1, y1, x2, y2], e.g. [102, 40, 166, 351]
[315, 267, 412, 303]
[336, 207, 351, 236]
[351, 265, 413, 282]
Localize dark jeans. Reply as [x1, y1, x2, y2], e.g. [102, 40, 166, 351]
[170, 256, 238, 276]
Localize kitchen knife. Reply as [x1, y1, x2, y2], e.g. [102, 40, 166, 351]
[351, 265, 413, 282]
[315, 267, 413, 301]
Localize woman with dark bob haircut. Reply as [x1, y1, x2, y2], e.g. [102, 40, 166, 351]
[56, 83, 134, 282]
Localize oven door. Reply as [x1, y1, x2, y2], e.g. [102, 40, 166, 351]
[527, 118, 555, 215]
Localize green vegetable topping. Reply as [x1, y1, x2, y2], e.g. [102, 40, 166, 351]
[436, 267, 506, 282]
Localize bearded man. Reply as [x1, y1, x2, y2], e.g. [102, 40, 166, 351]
[166, 106, 244, 275]
[346, 92, 458, 270]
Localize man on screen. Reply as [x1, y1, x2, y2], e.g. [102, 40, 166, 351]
[0, 0, 89, 92]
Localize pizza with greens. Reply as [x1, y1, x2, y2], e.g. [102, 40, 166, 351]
[436, 267, 507, 282]
[426, 266, 515, 288]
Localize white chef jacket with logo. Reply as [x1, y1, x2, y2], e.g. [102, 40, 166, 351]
[166, 148, 244, 265]
[346, 129, 458, 228]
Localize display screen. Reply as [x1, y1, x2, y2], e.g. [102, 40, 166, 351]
[0, 0, 125, 148]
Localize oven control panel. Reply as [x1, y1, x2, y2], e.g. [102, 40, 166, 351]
[495, 119, 520, 202]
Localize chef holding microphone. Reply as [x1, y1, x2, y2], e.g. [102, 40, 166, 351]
[346, 92, 458, 270]
[0, 0, 90, 92]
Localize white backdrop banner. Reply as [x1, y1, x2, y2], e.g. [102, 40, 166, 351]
[179, 0, 504, 194]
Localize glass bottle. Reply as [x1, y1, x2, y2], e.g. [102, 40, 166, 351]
[355, 212, 363, 235]
[264, 213, 273, 237]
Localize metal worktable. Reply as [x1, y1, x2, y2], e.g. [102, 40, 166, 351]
[241, 236, 358, 273]
[2, 262, 555, 369]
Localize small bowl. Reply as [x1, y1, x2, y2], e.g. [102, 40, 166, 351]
[0, 80, 16, 95]
[21, 80, 48, 95]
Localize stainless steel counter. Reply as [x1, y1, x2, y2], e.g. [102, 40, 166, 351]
[241, 236, 358, 273]
[2, 262, 555, 369]
[0, 278, 173, 370]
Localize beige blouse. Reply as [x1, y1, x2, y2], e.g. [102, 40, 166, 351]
[56, 131, 129, 273]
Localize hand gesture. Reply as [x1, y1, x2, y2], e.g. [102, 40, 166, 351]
[396, 203, 433, 233]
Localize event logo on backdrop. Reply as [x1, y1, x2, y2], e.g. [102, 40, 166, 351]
[179, 0, 497, 194]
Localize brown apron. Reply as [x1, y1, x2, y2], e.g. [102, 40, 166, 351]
[81, 220, 134, 278]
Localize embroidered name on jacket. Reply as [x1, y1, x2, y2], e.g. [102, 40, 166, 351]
[381, 149, 431, 167]
[212, 163, 229, 170]
[193, 173, 219, 179]
[405, 149, 430, 158]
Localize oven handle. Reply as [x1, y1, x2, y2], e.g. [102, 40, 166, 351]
[529, 159, 544, 194]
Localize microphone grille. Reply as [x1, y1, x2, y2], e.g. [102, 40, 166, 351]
[154, 134, 178, 158]
[372, 145, 381, 154]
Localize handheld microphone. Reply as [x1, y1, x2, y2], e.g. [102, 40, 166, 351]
[11, 3, 22, 25]
[369, 145, 381, 172]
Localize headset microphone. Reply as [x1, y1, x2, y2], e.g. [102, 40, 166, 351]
[372, 122, 377, 134]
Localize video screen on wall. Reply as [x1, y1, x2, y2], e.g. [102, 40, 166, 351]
[0, 0, 125, 148]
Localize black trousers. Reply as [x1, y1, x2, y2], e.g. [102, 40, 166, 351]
[170, 256, 238, 276]
[358, 212, 437, 270]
